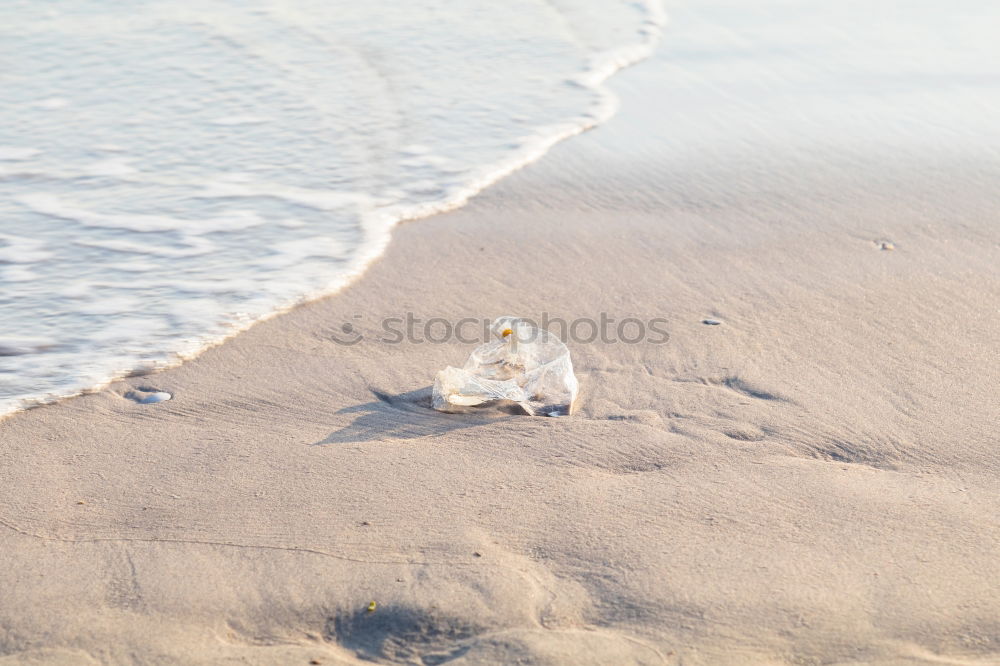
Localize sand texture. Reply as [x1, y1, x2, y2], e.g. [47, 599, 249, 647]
[2, 1, 1000, 664]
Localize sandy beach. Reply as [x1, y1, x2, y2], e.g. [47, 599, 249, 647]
[3, 1, 1000, 664]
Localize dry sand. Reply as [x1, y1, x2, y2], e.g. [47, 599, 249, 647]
[3, 1, 1000, 664]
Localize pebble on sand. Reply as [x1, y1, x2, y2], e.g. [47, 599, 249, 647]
[702, 319, 722, 326]
[126, 389, 172, 404]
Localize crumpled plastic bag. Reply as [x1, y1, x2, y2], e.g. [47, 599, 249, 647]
[432, 316, 578, 416]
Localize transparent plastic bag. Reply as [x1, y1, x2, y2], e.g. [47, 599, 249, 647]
[432, 316, 578, 416]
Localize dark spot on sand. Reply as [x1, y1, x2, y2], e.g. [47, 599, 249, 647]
[702, 318, 722, 326]
[325, 606, 482, 664]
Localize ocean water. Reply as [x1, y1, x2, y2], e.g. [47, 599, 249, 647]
[0, 0, 664, 418]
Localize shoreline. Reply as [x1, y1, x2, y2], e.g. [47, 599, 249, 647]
[3, 1, 1000, 663]
[0, 2, 667, 423]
